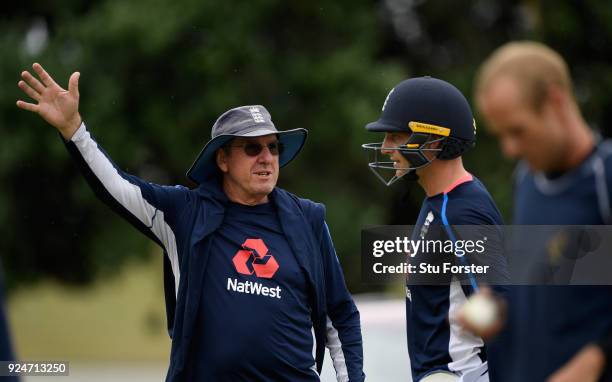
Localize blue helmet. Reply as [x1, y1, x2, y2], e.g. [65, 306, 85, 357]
[363, 76, 476, 185]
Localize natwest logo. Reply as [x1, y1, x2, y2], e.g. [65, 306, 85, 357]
[232, 238, 279, 279]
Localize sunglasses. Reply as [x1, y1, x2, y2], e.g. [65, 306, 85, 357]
[228, 141, 285, 157]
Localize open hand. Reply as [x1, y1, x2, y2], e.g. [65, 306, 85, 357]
[17, 63, 82, 140]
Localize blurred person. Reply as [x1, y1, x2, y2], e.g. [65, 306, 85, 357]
[474, 41, 612, 382]
[0, 267, 18, 382]
[16, 63, 365, 382]
[363, 76, 508, 382]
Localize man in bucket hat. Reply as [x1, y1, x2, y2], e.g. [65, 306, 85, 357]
[16, 63, 365, 382]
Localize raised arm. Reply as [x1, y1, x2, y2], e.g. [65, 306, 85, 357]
[16, 64, 189, 293]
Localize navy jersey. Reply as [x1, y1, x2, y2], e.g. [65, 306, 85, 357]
[187, 201, 318, 381]
[514, 141, 612, 225]
[489, 141, 612, 382]
[406, 174, 504, 381]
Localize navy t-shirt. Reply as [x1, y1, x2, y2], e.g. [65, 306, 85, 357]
[186, 201, 319, 381]
[489, 141, 612, 382]
[406, 175, 506, 381]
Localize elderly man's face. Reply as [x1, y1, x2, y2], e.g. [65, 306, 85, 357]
[217, 135, 280, 204]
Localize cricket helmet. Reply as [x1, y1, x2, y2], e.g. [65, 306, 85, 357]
[363, 76, 476, 185]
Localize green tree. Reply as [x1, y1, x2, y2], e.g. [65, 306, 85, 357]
[1, 0, 405, 291]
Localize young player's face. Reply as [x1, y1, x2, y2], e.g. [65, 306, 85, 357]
[381, 132, 412, 177]
[477, 76, 567, 172]
[218, 135, 280, 203]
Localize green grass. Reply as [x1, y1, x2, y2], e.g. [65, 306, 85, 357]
[7, 254, 171, 361]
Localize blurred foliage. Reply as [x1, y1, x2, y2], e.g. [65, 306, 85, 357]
[0, 0, 610, 292]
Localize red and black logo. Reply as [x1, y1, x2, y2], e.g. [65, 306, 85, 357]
[232, 238, 279, 278]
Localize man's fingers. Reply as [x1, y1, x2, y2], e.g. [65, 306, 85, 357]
[18, 80, 41, 101]
[32, 62, 59, 88]
[21, 71, 45, 93]
[16, 100, 39, 113]
[68, 72, 80, 97]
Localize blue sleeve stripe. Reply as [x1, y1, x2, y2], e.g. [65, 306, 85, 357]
[441, 193, 450, 226]
[441, 193, 480, 293]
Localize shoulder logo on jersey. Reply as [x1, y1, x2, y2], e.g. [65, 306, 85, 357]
[232, 238, 279, 278]
[419, 211, 435, 239]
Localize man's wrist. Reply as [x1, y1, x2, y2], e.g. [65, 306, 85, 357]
[60, 113, 82, 141]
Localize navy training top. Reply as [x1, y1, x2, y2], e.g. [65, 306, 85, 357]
[406, 174, 506, 381]
[186, 201, 319, 381]
[488, 141, 612, 382]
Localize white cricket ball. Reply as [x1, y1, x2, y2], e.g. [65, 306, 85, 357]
[461, 293, 498, 331]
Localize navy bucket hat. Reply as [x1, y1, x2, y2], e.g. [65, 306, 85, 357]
[187, 105, 308, 184]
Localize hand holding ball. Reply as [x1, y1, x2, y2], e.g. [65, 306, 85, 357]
[457, 289, 503, 339]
